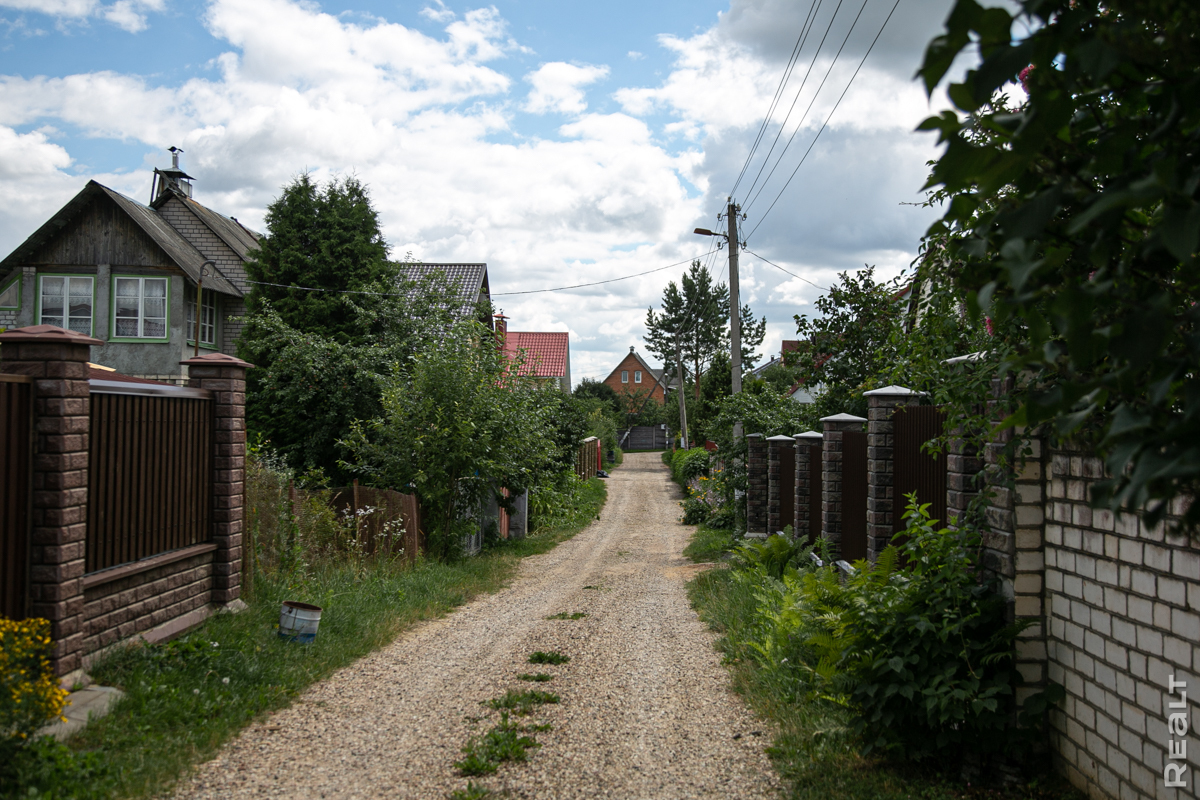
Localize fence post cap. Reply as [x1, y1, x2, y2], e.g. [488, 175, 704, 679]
[862, 385, 925, 397]
[0, 324, 101, 346]
[766, 434, 795, 442]
[180, 352, 256, 369]
[819, 413, 867, 423]
[795, 430, 823, 440]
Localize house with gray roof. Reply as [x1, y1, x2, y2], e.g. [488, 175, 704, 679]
[394, 261, 492, 325]
[0, 149, 259, 383]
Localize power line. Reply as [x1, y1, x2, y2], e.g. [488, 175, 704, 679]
[740, 0, 848, 205]
[746, 0, 902, 240]
[742, 248, 828, 291]
[488, 252, 718, 296]
[744, 0, 874, 215]
[729, 0, 824, 198]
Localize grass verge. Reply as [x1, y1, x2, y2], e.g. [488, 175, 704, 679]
[681, 523, 736, 563]
[11, 478, 607, 800]
[687, 563, 1083, 800]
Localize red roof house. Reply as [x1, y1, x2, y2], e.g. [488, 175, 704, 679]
[497, 317, 571, 392]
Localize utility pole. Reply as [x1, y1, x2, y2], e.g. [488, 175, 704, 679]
[675, 334, 689, 450]
[726, 198, 743, 440]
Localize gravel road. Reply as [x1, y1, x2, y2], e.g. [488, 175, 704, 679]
[174, 452, 781, 799]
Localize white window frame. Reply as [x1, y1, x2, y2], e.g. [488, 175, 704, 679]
[37, 274, 93, 335]
[111, 275, 169, 341]
[634, 370, 642, 383]
[187, 285, 217, 347]
[0, 273, 19, 310]
[621, 370, 628, 383]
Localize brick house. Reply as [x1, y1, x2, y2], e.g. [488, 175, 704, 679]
[0, 149, 258, 384]
[497, 316, 570, 392]
[602, 346, 673, 409]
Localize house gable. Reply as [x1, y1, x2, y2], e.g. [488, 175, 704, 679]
[19, 192, 178, 269]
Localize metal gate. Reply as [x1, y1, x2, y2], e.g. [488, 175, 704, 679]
[778, 442, 795, 535]
[0, 374, 33, 620]
[893, 405, 947, 532]
[807, 440, 823, 544]
[841, 431, 868, 562]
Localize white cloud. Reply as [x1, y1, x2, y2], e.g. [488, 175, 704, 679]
[627, 50, 643, 60]
[0, 0, 164, 32]
[523, 62, 609, 116]
[419, 1, 453, 24]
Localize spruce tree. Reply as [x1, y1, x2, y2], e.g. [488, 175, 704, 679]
[243, 174, 393, 344]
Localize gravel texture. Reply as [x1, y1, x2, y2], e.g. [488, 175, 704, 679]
[174, 453, 781, 799]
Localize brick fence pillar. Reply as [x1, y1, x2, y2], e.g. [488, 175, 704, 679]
[766, 435, 794, 535]
[182, 353, 253, 606]
[863, 386, 923, 562]
[820, 413, 866, 561]
[794, 431, 822, 542]
[0, 324, 100, 675]
[745, 433, 767, 537]
[946, 422, 985, 527]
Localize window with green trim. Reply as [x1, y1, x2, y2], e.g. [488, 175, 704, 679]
[113, 276, 168, 339]
[186, 286, 217, 346]
[0, 274, 19, 309]
[39, 275, 93, 334]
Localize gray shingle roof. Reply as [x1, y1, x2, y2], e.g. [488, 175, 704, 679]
[395, 262, 490, 319]
[168, 195, 261, 289]
[0, 181, 241, 297]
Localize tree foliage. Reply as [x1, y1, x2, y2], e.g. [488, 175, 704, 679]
[919, 0, 1200, 528]
[644, 260, 766, 398]
[243, 174, 393, 344]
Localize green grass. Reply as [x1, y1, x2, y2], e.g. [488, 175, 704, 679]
[527, 651, 570, 665]
[447, 780, 495, 799]
[682, 523, 736, 563]
[485, 689, 559, 716]
[9, 479, 607, 800]
[455, 712, 541, 776]
[687, 563, 1084, 800]
[516, 673, 552, 682]
[544, 612, 587, 620]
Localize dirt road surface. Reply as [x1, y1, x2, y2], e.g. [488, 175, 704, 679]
[174, 452, 780, 799]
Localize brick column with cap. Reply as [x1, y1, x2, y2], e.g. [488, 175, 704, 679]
[794, 431, 822, 543]
[0, 324, 100, 675]
[181, 352, 253, 606]
[821, 413, 866, 560]
[863, 386, 923, 561]
[745, 433, 767, 536]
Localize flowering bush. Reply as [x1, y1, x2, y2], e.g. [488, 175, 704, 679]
[1, 617, 68, 747]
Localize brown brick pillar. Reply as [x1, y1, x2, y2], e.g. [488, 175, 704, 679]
[820, 413, 866, 560]
[794, 431, 822, 543]
[745, 433, 767, 537]
[181, 353, 253, 607]
[863, 386, 923, 562]
[766, 435, 794, 534]
[946, 422, 984, 527]
[0, 324, 100, 675]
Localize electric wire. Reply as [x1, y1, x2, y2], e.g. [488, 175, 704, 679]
[729, 0, 824, 198]
[740, 0, 849, 205]
[743, 0, 874, 215]
[745, 0, 902, 241]
[742, 248, 828, 291]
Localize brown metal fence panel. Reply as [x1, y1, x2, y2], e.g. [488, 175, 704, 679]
[842, 431, 868, 562]
[778, 442, 795, 535]
[330, 485, 421, 561]
[808, 442, 823, 545]
[87, 389, 213, 574]
[0, 375, 33, 620]
[893, 405, 948, 533]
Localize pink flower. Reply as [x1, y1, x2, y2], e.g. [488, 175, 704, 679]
[985, 317, 995, 337]
[1019, 65, 1034, 94]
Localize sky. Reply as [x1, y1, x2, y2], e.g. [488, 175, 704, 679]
[0, 0, 981, 384]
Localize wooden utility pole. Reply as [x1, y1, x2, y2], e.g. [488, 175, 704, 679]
[675, 334, 689, 449]
[726, 198, 743, 440]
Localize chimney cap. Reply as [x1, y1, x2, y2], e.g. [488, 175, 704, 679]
[629, 345, 635, 352]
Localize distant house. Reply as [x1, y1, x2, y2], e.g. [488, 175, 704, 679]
[497, 316, 571, 392]
[602, 346, 674, 407]
[0, 149, 258, 383]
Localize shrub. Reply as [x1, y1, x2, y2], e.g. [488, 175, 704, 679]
[0, 617, 68, 747]
[668, 447, 709, 486]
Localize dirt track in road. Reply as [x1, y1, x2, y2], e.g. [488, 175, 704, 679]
[174, 452, 780, 799]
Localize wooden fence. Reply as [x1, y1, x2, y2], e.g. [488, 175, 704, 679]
[0, 374, 33, 619]
[329, 482, 421, 562]
[86, 384, 213, 573]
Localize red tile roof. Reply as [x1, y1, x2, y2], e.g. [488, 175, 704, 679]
[505, 332, 568, 378]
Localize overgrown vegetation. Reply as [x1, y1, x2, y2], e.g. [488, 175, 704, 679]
[687, 505, 1078, 798]
[0, 458, 606, 800]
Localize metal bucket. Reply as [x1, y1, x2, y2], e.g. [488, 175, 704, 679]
[278, 601, 322, 643]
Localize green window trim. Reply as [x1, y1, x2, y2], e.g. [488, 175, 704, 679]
[0, 273, 20, 310]
[36, 273, 94, 337]
[109, 275, 170, 343]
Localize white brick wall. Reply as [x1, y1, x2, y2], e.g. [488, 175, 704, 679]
[1043, 448, 1199, 800]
